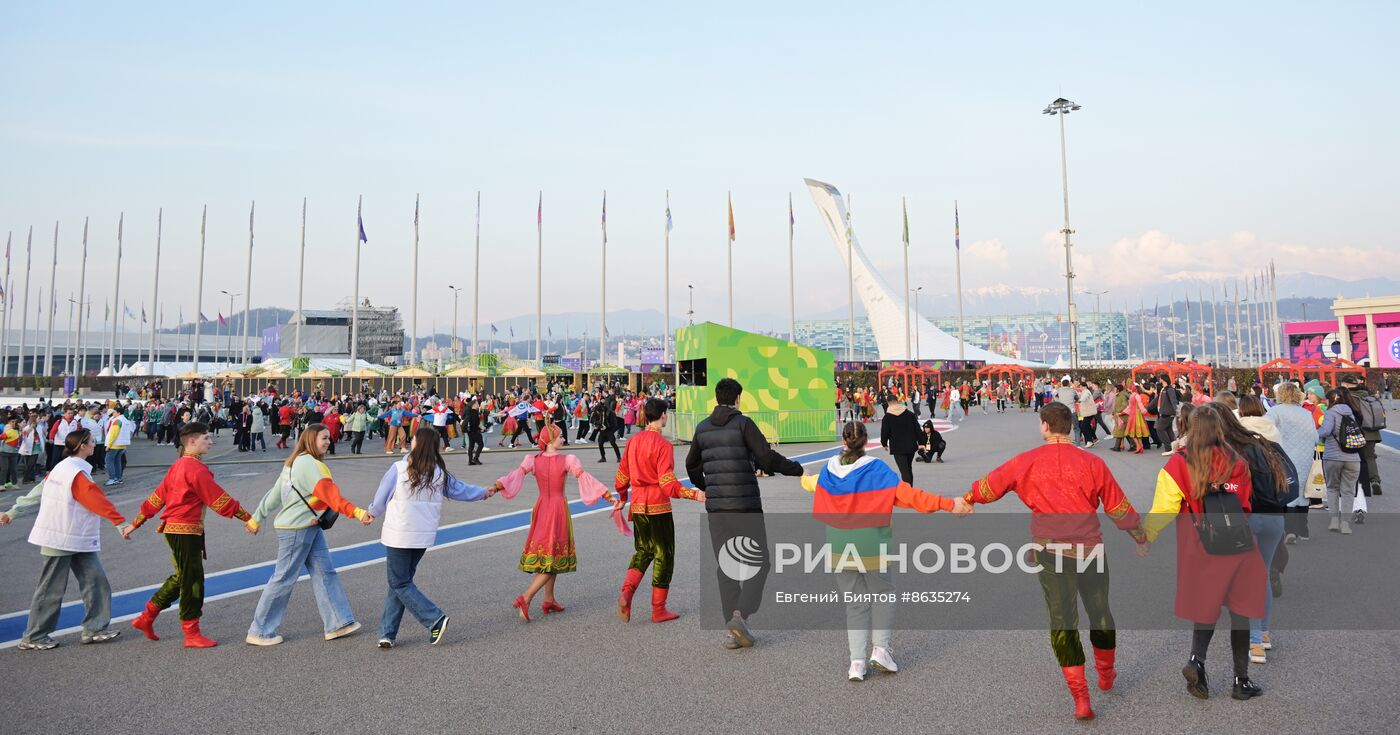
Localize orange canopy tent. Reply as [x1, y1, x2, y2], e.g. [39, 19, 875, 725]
[877, 363, 942, 396]
[1129, 360, 1213, 392]
[975, 364, 1035, 383]
[1257, 357, 1303, 386]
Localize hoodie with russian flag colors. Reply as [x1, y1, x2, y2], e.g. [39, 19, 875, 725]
[802, 455, 955, 566]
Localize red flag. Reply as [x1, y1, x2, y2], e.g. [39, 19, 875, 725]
[218, 312, 228, 327]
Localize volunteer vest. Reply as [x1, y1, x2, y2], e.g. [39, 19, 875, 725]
[380, 460, 447, 549]
[29, 457, 103, 553]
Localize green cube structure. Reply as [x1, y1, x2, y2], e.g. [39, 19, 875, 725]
[675, 322, 836, 444]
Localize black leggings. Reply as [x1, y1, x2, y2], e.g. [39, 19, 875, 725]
[1191, 611, 1250, 678]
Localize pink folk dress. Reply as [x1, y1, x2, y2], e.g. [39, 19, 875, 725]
[497, 453, 612, 574]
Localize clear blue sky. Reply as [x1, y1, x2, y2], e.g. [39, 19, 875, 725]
[2, 1, 1396, 336]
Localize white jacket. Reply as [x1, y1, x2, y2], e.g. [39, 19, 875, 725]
[28, 457, 104, 553]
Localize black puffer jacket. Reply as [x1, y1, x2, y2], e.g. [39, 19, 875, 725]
[685, 405, 803, 512]
[880, 405, 920, 455]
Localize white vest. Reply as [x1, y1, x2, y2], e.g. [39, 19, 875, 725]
[28, 457, 103, 553]
[380, 460, 446, 549]
[108, 415, 135, 448]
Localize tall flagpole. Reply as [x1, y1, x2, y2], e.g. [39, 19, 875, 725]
[149, 209, 162, 370]
[110, 213, 123, 372]
[295, 197, 306, 362]
[1270, 262, 1280, 358]
[845, 195, 854, 361]
[35, 287, 43, 375]
[1232, 279, 1243, 368]
[1, 232, 10, 377]
[472, 191, 480, 362]
[1184, 289, 1193, 361]
[787, 192, 795, 343]
[241, 201, 254, 365]
[1138, 298, 1146, 360]
[727, 191, 735, 328]
[412, 193, 420, 365]
[43, 221, 58, 375]
[194, 206, 207, 374]
[1197, 287, 1207, 359]
[18, 227, 31, 377]
[1169, 298, 1179, 358]
[902, 196, 910, 360]
[351, 196, 363, 369]
[536, 190, 543, 368]
[64, 294, 75, 375]
[665, 190, 673, 358]
[955, 202, 964, 361]
[1210, 283, 1219, 365]
[599, 191, 606, 363]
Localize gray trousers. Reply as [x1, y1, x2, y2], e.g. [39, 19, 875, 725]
[1323, 460, 1359, 519]
[835, 569, 895, 661]
[23, 552, 112, 643]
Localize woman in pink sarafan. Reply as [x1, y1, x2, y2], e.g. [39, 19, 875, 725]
[493, 424, 624, 622]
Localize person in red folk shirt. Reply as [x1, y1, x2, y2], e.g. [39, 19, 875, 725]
[1141, 402, 1266, 703]
[122, 422, 252, 648]
[276, 401, 296, 449]
[961, 402, 1148, 721]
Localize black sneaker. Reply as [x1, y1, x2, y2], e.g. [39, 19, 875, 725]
[1232, 676, 1263, 700]
[429, 615, 449, 646]
[1182, 657, 1209, 699]
[377, 638, 394, 649]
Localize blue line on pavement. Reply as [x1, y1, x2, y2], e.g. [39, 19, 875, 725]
[1, 443, 845, 646]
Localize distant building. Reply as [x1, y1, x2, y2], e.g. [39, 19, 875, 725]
[795, 312, 1129, 364]
[270, 303, 405, 365]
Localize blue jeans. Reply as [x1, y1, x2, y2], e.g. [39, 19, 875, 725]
[1249, 514, 1285, 643]
[104, 448, 126, 481]
[248, 527, 355, 637]
[380, 546, 444, 641]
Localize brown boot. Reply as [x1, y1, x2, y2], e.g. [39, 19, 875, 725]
[618, 569, 643, 622]
[1092, 647, 1117, 691]
[181, 618, 217, 648]
[1061, 666, 1095, 720]
[131, 602, 162, 641]
[650, 587, 679, 623]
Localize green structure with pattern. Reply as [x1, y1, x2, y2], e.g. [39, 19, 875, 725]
[674, 322, 836, 443]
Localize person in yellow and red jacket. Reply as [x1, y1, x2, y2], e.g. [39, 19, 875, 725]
[801, 420, 967, 682]
[615, 399, 705, 624]
[243, 422, 372, 646]
[122, 422, 252, 648]
[960, 402, 1148, 721]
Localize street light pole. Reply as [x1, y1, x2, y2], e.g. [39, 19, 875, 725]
[447, 285, 462, 360]
[687, 285, 694, 325]
[1044, 97, 1083, 371]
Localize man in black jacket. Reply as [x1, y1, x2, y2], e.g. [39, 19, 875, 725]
[880, 398, 921, 483]
[685, 378, 803, 650]
[1155, 374, 1179, 456]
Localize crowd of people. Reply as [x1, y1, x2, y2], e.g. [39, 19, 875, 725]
[0, 368, 1392, 723]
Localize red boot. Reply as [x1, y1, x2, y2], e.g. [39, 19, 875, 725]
[131, 602, 162, 641]
[650, 587, 679, 623]
[1093, 647, 1117, 691]
[1060, 666, 1095, 720]
[181, 618, 217, 648]
[618, 569, 643, 622]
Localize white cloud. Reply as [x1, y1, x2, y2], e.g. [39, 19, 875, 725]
[965, 238, 1009, 269]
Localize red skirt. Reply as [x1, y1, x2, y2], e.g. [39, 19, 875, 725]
[1172, 517, 1267, 623]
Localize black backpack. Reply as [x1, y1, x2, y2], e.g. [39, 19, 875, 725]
[1335, 411, 1368, 454]
[1242, 440, 1298, 513]
[1188, 482, 1255, 555]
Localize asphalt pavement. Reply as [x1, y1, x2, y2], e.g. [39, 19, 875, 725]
[1, 410, 1397, 735]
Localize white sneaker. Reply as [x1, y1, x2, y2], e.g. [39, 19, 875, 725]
[1161, 450, 1174, 456]
[324, 621, 361, 641]
[245, 633, 284, 646]
[848, 659, 868, 682]
[869, 646, 899, 673]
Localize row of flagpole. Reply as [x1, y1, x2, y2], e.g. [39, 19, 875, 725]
[1124, 263, 1284, 366]
[0, 194, 1286, 380]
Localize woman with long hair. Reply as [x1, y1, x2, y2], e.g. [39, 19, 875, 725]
[1141, 403, 1266, 701]
[244, 423, 373, 646]
[1215, 403, 1295, 665]
[1119, 383, 1150, 454]
[493, 424, 618, 622]
[124, 422, 253, 648]
[1, 428, 126, 650]
[366, 427, 495, 648]
[1318, 387, 1362, 532]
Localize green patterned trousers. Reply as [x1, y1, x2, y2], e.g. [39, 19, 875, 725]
[628, 513, 676, 589]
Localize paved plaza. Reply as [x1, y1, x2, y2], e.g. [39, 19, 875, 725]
[2, 411, 1398, 734]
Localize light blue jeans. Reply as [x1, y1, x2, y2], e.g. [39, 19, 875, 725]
[380, 546, 444, 641]
[248, 526, 355, 637]
[1249, 514, 1285, 644]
